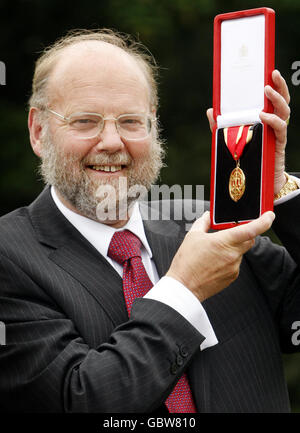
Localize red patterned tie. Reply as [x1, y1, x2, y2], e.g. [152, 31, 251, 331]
[108, 229, 197, 413]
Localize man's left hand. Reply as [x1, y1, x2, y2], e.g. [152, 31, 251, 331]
[206, 69, 291, 196]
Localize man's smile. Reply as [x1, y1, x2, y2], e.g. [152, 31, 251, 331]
[89, 164, 124, 172]
[86, 164, 127, 175]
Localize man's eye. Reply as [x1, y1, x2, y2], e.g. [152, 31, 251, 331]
[74, 118, 96, 124]
[125, 118, 139, 123]
[120, 117, 144, 126]
[70, 118, 99, 128]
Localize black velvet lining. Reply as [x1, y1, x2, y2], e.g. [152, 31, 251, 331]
[214, 123, 263, 224]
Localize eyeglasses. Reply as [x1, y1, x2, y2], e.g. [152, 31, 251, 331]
[47, 109, 156, 141]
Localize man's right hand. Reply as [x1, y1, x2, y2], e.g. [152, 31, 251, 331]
[166, 211, 275, 302]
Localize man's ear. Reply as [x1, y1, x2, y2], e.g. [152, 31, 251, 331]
[28, 107, 44, 157]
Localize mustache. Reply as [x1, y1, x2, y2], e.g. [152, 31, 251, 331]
[82, 152, 132, 166]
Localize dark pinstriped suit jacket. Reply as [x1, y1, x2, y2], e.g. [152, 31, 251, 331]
[0, 186, 300, 413]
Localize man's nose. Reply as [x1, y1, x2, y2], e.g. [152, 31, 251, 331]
[94, 119, 125, 153]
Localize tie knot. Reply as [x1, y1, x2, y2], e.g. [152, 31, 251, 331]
[108, 230, 142, 265]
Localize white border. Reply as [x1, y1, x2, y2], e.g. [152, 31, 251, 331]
[218, 14, 265, 128]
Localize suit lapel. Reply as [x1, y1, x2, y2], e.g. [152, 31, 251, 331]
[140, 202, 184, 278]
[29, 187, 128, 326]
[48, 240, 129, 326]
[144, 225, 183, 277]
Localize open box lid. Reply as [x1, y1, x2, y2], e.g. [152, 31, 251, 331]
[210, 8, 276, 230]
[213, 8, 275, 129]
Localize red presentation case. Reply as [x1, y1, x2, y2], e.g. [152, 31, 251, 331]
[210, 8, 275, 230]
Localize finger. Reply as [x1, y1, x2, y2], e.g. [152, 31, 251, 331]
[206, 108, 216, 133]
[264, 85, 290, 121]
[272, 70, 291, 104]
[222, 211, 275, 245]
[259, 112, 287, 147]
[189, 211, 211, 233]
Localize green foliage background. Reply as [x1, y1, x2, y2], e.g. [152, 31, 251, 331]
[0, 0, 300, 412]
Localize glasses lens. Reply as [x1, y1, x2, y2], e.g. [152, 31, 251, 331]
[117, 114, 151, 140]
[68, 113, 103, 138]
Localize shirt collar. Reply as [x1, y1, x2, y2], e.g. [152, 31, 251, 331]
[50, 186, 153, 259]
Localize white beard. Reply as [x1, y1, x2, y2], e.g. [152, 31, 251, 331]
[39, 126, 165, 222]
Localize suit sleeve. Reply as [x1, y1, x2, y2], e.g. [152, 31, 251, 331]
[272, 193, 300, 265]
[244, 194, 300, 353]
[0, 252, 204, 413]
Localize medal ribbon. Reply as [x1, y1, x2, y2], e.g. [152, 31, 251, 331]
[224, 125, 252, 160]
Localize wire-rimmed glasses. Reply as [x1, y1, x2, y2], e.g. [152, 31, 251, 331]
[47, 109, 156, 141]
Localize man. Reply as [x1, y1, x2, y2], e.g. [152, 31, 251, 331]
[0, 29, 299, 413]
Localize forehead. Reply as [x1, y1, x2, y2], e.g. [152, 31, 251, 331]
[47, 41, 151, 112]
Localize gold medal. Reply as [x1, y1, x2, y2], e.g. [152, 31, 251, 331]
[224, 125, 253, 202]
[229, 160, 246, 202]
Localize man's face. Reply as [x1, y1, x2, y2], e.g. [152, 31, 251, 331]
[38, 42, 164, 223]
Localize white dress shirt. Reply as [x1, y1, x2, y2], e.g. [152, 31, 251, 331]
[51, 186, 218, 351]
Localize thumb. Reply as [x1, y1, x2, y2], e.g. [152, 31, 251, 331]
[222, 211, 275, 245]
[189, 211, 211, 233]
